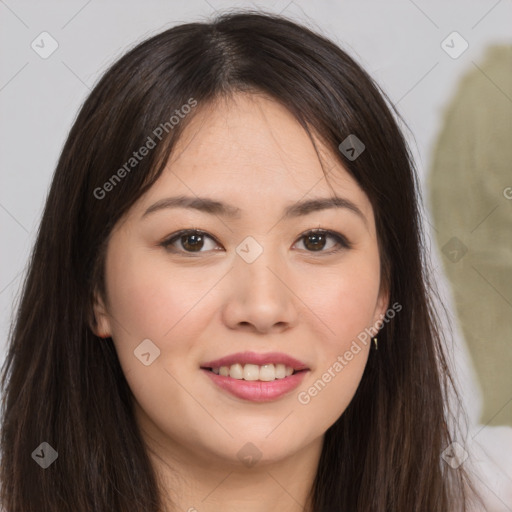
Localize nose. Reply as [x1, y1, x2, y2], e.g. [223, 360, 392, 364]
[221, 246, 299, 334]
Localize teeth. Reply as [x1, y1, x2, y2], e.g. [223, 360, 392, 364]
[212, 363, 297, 381]
[243, 364, 260, 381]
[259, 364, 276, 381]
[230, 363, 244, 379]
[275, 363, 286, 379]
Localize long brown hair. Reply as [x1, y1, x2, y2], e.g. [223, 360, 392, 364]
[1, 10, 479, 511]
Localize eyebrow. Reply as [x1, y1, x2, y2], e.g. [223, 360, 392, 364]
[142, 195, 367, 225]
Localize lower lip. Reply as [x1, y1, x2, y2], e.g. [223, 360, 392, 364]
[201, 369, 309, 402]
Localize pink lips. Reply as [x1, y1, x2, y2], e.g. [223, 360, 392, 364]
[200, 351, 310, 402]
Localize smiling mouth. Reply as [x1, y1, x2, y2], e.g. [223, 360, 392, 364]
[201, 363, 307, 382]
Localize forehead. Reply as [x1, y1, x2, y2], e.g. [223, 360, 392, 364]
[169, 93, 346, 183]
[138, 92, 372, 219]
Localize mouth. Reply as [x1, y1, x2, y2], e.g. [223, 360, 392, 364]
[201, 363, 308, 382]
[200, 351, 309, 381]
[200, 351, 310, 402]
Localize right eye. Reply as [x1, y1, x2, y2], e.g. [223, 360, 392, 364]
[160, 229, 222, 254]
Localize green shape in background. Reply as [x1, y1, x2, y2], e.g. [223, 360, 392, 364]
[427, 45, 512, 427]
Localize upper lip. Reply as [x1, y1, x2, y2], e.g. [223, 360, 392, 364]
[201, 351, 309, 371]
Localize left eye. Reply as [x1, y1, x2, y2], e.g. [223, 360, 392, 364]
[295, 229, 350, 252]
[161, 229, 350, 254]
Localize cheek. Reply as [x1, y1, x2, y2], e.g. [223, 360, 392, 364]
[103, 251, 213, 407]
[105, 247, 208, 339]
[293, 252, 380, 419]
[307, 254, 381, 348]
[104, 247, 228, 389]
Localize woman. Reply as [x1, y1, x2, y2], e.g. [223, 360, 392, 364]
[0, 10, 480, 512]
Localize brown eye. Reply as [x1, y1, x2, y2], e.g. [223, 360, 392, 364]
[180, 232, 205, 252]
[295, 229, 350, 253]
[303, 232, 328, 251]
[161, 230, 220, 253]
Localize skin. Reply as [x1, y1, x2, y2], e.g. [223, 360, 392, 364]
[93, 92, 389, 512]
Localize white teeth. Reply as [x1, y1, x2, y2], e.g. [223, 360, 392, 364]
[243, 364, 260, 381]
[230, 363, 244, 380]
[259, 364, 276, 382]
[275, 363, 286, 379]
[212, 363, 297, 381]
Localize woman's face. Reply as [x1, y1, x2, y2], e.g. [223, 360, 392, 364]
[93, 92, 389, 469]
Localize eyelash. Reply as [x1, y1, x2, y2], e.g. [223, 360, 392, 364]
[160, 228, 352, 256]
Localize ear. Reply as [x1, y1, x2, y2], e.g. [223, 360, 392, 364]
[90, 287, 112, 338]
[372, 280, 390, 330]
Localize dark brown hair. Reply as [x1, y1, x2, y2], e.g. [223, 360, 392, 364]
[1, 10, 479, 511]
